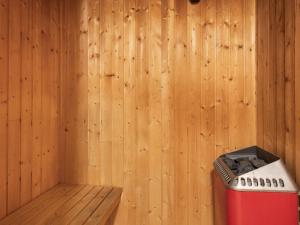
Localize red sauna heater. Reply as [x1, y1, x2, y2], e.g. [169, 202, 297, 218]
[214, 146, 299, 225]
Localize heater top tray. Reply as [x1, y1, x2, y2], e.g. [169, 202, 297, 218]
[214, 146, 299, 193]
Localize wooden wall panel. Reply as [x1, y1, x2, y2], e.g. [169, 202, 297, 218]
[20, 0, 33, 205]
[187, 1, 202, 224]
[62, 0, 89, 184]
[284, 0, 296, 176]
[275, 0, 286, 159]
[161, 1, 175, 225]
[123, 0, 137, 224]
[60, 1, 256, 225]
[215, 0, 230, 157]
[199, 1, 216, 224]
[149, 1, 162, 224]
[174, 0, 188, 224]
[6, 0, 300, 225]
[8, 0, 22, 213]
[256, 0, 299, 179]
[296, 0, 300, 184]
[0, 0, 9, 218]
[135, 0, 150, 224]
[0, 0, 63, 219]
[87, 0, 101, 186]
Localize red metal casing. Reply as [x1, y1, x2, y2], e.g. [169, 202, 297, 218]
[214, 174, 299, 225]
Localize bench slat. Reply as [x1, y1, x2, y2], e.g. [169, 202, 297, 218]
[69, 187, 113, 225]
[23, 185, 85, 225]
[85, 188, 122, 225]
[43, 185, 94, 225]
[52, 186, 103, 225]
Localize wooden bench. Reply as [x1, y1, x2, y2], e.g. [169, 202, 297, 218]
[0, 184, 122, 225]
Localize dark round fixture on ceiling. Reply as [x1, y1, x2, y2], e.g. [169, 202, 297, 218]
[190, 0, 201, 4]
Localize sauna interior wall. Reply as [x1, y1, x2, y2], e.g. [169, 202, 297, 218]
[0, 0, 62, 219]
[60, 0, 256, 225]
[256, 0, 300, 184]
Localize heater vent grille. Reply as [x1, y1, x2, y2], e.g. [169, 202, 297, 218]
[235, 177, 285, 188]
[214, 159, 233, 184]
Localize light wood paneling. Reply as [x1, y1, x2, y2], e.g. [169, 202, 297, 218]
[284, 0, 296, 176]
[8, 0, 22, 213]
[32, 0, 43, 199]
[20, 0, 33, 205]
[61, 0, 89, 184]
[0, 0, 63, 219]
[161, 1, 175, 225]
[0, 0, 9, 219]
[296, 0, 300, 184]
[1, 0, 299, 224]
[60, 1, 256, 225]
[256, 0, 299, 180]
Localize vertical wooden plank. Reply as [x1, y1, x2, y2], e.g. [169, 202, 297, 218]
[77, 0, 89, 184]
[244, 0, 256, 148]
[174, 0, 188, 225]
[135, 0, 150, 224]
[41, 0, 61, 190]
[0, 0, 8, 218]
[263, 0, 276, 152]
[59, 0, 69, 184]
[123, 0, 137, 224]
[215, 0, 230, 156]
[161, 0, 175, 225]
[43, 0, 60, 190]
[58, 0, 66, 185]
[57, 0, 63, 188]
[256, 0, 268, 148]
[63, 0, 89, 185]
[284, 0, 296, 176]
[229, 0, 247, 149]
[149, 0, 162, 225]
[275, 0, 286, 159]
[52, 0, 61, 188]
[7, 0, 21, 213]
[67, 0, 87, 184]
[40, 0, 50, 192]
[32, 0, 43, 199]
[111, 0, 125, 222]
[187, 1, 202, 225]
[187, 0, 206, 224]
[20, 0, 33, 205]
[61, 0, 73, 184]
[87, 0, 101, 185]
[199, 0, 216, 224]
[100, 0, 113, 186]
[295, 0, 300, 184]
[112, 0, 125, 187]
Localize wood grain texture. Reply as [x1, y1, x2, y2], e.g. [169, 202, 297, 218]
[284, 0, 296, 177]
[256, 0, 299, 180]
[20, 0, 33, 205]
[1, 0, 299, 225]
[8, 0, 22, 213]
[3, 0, 300, 225]
[0, 0, 63, 219]
[60, 1, 256, 225]
[0, 184, 122, 225]
[61, 0, 89, 184]
[296, 0, 300, 184]
[0, 0, 9, 218]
